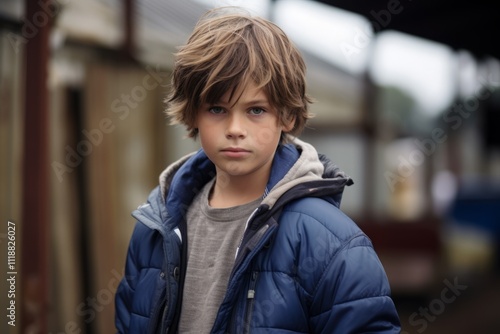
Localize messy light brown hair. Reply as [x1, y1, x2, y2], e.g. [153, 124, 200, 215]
[166, 7, 313, 139]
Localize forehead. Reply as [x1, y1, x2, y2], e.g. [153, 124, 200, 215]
[218, 81, 269, 105]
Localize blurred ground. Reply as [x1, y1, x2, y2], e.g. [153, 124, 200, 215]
[396, 270, 500, 334]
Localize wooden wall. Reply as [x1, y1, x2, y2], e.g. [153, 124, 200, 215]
[0, 29, 24, 334]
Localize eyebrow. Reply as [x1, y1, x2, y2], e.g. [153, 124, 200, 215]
[242, 99, 270, 106]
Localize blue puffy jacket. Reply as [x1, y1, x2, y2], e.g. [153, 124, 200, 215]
[115, 138, 401, 333]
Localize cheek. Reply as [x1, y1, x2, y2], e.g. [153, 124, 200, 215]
[199, 131, 212, 147]
[254, 125, 282, 147]
[195, 116, 211, 136]
[198, 126, 220, 150]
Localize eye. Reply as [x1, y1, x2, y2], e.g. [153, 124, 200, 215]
[209, 106, 225, 115]
[249, 107, 265, 116]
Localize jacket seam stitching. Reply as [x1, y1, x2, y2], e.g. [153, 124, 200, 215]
[311, 295, 393, 319]
[312, 233, 369, 296]
[280, 208, 370, 297]
[332, 294, 393, 307]
[282, 203, 358, 242]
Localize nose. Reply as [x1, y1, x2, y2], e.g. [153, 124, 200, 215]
[225, 113, 247, 139]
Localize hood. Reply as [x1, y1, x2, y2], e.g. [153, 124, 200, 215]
[155, 136, 353, 226]
[261, 136, 353, 210]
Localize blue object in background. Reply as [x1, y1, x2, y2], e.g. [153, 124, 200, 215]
[448, 178, 500, 268]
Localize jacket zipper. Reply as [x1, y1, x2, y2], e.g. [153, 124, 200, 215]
[216, 205, 278, 332]
[224, 224, 276, 333]
[235, 207, 261, 260]
[244, 271, 259, 334]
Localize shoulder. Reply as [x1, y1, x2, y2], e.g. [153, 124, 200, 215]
[279, 197, 369, 247]
[270, 197, 385, 299]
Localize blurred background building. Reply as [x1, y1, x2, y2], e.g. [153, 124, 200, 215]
[1, 0, 499, 333]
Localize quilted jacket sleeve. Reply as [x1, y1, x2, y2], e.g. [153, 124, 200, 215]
[115, 223, 141, 334]
[310, 233, 401, 333]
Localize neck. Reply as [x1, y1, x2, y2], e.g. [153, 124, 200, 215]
[209, 170, 268, 208]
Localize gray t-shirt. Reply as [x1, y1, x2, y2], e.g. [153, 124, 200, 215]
[178, 178, 261, 333]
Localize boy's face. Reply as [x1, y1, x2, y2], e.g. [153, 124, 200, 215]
[195, 81, 293, 182]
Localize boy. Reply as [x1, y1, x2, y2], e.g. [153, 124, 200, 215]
[115, 8, 401, 334]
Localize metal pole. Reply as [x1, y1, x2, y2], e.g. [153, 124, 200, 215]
[21, 0, 51, 332]
[124, 0, 135, 60]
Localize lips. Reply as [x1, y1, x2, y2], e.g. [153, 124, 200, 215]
[221, 147, 250, 153]
[220, 147, 251, 158]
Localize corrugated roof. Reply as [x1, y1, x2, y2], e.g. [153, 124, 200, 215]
[134, 0, 208, 66]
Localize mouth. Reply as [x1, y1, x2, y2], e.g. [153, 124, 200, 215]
[220, 147, 251, 158]
[221, 147, 250, 153]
